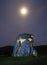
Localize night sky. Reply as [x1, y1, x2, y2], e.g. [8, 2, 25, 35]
[0, 0, 47, 47]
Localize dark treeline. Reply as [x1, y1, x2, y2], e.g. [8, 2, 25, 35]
[0, 46, 13, 56]
[34, 45, 47, 55]
[0, 45, 47, 56]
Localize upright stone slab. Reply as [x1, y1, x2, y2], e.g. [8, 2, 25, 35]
[12, 33, 38, 57]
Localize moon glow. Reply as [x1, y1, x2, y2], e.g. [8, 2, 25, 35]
[20, 8, 28, 15]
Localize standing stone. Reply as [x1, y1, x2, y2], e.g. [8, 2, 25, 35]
[12, 33, 38, 57]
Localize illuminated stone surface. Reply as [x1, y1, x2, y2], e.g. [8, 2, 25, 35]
[12, 33, 38, 57]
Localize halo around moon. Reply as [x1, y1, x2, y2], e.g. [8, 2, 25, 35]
[20, 7, 28, 15]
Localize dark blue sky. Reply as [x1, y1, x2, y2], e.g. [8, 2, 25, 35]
[0, 0, 47, 47]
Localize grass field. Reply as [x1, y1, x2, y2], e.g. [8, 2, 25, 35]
[0, 55, 47, 65]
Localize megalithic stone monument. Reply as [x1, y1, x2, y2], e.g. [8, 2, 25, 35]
[12, 33, 38, 57]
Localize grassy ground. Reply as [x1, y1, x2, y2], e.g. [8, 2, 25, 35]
[0, 55, 47, 65]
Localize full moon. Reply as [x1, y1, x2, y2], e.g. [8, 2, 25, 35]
[20, 8, 28, 15]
